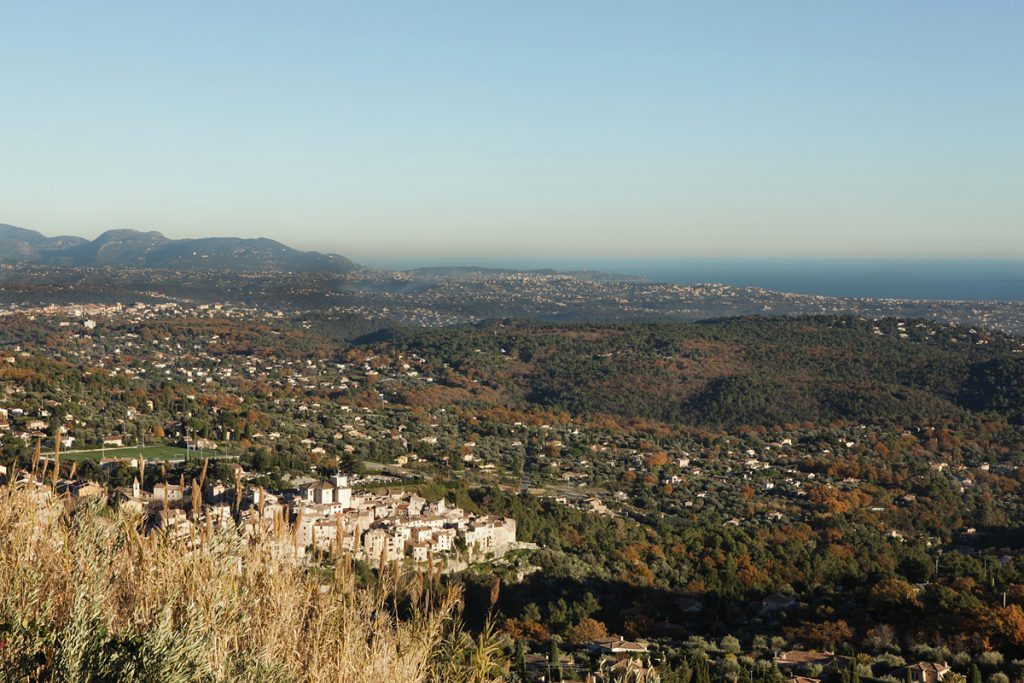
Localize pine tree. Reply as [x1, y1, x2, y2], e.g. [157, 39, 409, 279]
[693, 653, 711, 683]
[514, 640, 527, 682]
[549, 639, 563, 682]
[675, 658, 692, 683]
[970, 664, 982, 683]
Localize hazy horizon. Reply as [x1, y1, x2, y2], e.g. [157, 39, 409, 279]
[12, 216, 1023, 300]
[6, 219, 1024, 273]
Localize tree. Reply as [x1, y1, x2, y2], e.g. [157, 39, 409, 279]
[870, 578, 922, 610]
[844, 657, 860, 683]
[645, 451, 668, 470]
[693, 653, 711, 683]
[502, 617, 550, 643]
[571, 592, 601, 622]
[667, 658, 693, 683]
[548, 639, 563, 682]
[993, 604, 1024, 646]
[800, 620, 853, 651]
[548, 598, 569, 631]
[970, 663, 982, 683]
[720, 635, 742, 655]
[568, 618, 608, 644]
[522, 602, 542, 623]
[514, 640, 527, 682]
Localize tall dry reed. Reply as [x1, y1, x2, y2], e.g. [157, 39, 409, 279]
[0, 481, 461, 682]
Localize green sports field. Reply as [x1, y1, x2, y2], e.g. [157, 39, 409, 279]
[52, 445, 230, 462]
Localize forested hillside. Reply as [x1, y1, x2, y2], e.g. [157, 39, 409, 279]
[376, 316, 1024, 428]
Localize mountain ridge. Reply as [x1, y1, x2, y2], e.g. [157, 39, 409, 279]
[0, 224, 359, 273]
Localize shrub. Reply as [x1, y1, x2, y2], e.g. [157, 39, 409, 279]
[873, 653, 906, 674]
[977, 652, 1005, 671]
[720, 635, 742, 655]
[0, 482, 459, 682]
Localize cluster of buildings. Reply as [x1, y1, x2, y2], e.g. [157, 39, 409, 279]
[289, 475, 517, 564]
[105, 469, 517, 567]
[774, 651, 952, 683]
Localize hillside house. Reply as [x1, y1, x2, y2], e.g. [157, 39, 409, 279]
[590, 636, 649, 656]
[907, 663, 951, 683]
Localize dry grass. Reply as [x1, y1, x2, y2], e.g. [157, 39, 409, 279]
[0, 480, 463, 682]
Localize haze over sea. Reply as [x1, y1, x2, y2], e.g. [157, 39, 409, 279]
[377, 258, 1024, 302]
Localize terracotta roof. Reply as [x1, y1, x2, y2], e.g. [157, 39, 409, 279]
[591, 636, 649, 652]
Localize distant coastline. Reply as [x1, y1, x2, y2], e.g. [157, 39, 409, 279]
[373, 258, 1024, 302]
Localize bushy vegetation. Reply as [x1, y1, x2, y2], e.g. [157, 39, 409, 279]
[0, 481, 460, 682]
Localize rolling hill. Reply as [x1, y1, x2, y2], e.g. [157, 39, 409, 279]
[373, 316, 1024, 429]
[0, 224, 358, 273]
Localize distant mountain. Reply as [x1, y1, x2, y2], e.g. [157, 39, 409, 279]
[0, 224, 359, 273]
[0, 224, 88, 261]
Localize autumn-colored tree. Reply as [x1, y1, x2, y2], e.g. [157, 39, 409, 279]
[869, 577, 921, 610]
[988, 604, 1024, 646]
[501, 617, 551, 643]
[645, 451, 668, 470]
[798, 620, 853, 650]
[622, 614, 655, 640]
[567, 618, 608, 644]
[1006, 583, 1024, 604]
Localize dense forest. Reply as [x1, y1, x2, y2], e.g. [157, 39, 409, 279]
[375, 316, 1024, 429]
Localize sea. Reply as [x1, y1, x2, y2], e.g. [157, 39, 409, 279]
[377, 258, 1024, 302]
[600, 259, 1024, 302]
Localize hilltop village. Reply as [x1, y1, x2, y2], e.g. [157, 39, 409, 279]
[4, 458, 516, 570]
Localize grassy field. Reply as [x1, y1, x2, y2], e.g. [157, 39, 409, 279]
[49, 445, 229, 462]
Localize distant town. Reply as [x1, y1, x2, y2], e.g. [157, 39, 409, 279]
[2, 261, 1024, 336]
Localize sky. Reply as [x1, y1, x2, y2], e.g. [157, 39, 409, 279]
[1, 1, 1022, 264]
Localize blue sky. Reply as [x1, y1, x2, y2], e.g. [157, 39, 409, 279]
[1, 1, 1021, 262]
